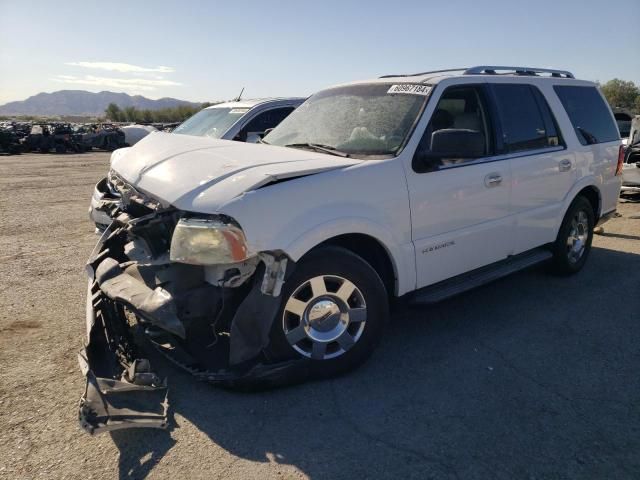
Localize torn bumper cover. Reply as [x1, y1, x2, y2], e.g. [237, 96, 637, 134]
[79, 224, 307, 434]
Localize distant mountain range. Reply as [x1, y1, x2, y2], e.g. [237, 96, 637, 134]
[0, 90, 201, 116]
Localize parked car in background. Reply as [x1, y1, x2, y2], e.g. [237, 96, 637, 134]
[74, 124, 126, 152]
[121, 124, 157, 146]
[77, 66, 623, 434]
[622, 115, 640, 193]
[89, 98, 303, 230]
[172, 97, 304, 142]
[613, 110, 633, 145]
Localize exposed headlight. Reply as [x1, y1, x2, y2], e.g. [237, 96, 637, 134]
[170, 217, 251, 265]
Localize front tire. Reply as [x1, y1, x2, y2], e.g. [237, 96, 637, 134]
[550, 196, 595, 274]
[267, 246, 388, 377]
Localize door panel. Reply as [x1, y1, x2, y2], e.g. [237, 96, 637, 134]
[408, 162, 513, 288]
[510, 149, 576, 253]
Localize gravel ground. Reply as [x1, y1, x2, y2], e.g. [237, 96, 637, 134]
[1, 152, 639, 480]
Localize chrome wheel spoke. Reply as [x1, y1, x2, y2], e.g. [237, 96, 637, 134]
[285, 326, 307, 344]
[285, 298, 307, 317]
[577, 211, 587, 225]
[349, 307, 367, 323]
[311, 341, 327, 360]
[335, 280, 356, 303]
[336, 332, 355, 350]
[310, 276, 327, 297]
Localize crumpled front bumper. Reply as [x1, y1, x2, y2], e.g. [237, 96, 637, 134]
[78, 223, 307, 434]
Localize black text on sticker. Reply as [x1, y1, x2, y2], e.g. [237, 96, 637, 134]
[387, 84, 432, 96]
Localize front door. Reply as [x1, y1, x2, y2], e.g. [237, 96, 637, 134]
[406, 84, 514, 288]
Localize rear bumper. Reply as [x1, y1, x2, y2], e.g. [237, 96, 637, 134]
[78, 223, 307, 434]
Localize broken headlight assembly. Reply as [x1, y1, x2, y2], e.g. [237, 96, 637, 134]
[170, 217, 252, 265]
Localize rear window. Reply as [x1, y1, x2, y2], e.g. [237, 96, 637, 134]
[553, 86, 619, 145]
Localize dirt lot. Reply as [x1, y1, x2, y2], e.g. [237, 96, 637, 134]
[1, 152, 639, 479]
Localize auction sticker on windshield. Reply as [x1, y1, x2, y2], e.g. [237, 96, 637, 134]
[387, 84, 432, 95]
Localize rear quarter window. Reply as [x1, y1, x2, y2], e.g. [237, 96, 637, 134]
[553, 86, 619, 145]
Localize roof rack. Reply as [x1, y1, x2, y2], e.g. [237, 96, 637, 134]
[379, 68, 468, 79]
[379, 65, 574, 80]
[463, 66, 574, 78]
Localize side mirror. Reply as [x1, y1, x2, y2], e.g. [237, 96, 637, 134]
[430, 129, 485, 158]
[263, 128, 275, 137]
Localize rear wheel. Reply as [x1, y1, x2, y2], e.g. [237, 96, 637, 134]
[267, 246, 388, 377]
[550, 196, 595, 274]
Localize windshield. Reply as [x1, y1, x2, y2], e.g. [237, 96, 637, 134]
[264, 84, 430, 157]
[173, 107, 250, 138]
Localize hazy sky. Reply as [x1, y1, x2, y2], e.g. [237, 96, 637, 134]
[0, 0, 638, 105]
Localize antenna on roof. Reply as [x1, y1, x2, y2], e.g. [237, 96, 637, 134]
[234, 87, 245, 102]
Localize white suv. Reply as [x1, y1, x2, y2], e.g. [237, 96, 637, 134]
[79, 66, 622, 433]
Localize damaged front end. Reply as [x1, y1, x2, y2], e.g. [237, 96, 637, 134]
[79, 184, 306, 435]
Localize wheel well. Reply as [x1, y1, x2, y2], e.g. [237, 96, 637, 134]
[577, 186, 601, 221]
[310, 234, 396, 297]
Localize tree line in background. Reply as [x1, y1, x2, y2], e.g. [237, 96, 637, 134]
[104, 102, 218, 123]
[599, 79, 640, 113]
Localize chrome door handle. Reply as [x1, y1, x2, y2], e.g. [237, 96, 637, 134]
[559, 159, 572, 172]
[484, 173, 503, 187]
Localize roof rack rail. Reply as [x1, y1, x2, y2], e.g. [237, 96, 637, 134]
[379, 68, 468, 79]
[464, 66, 574, 78]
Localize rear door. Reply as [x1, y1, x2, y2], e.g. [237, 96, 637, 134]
[406, 84, 514, 288]
[490, 83, 576, 253]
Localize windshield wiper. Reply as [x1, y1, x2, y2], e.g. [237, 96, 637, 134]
[284, 143, 350, 157]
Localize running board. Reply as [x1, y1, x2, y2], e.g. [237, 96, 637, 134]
[410, 248, 552, 305]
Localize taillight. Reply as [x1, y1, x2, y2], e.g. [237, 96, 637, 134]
[615, 145, 624, 176]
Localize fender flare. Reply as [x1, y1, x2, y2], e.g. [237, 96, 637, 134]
[281, 217, 415, 296]
[554, 176, 602, 232]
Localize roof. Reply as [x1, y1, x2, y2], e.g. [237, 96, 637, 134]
[334, 66, 596, 89]
[205, 97, 306, 110]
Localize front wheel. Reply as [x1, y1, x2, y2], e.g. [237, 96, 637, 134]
[267, 246, 389, 377]
[550, 196, 595, 274]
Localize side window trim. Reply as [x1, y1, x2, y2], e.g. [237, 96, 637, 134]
[411, 83, 498, 174]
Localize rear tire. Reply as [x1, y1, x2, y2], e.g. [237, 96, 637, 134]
[267, 246, 388, 377]
[550, 196, 595, 274]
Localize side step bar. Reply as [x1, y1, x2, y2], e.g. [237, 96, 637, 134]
[410, 248, 552, 305]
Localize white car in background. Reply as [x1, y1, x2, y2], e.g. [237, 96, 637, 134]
[173, 98, 304, 143]
[622, 115, 640, 193]
[90, 98, 304, 229]
[121, 124, 157, 146]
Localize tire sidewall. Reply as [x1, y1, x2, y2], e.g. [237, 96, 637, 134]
[553, 196, 595, 274]
[267, 246, 389, 377]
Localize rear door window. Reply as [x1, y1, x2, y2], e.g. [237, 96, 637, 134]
[491, 84, 554, 153]
[553, 86, 619, 145]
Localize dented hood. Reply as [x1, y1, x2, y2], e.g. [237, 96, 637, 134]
[111, 132, 361, 212]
